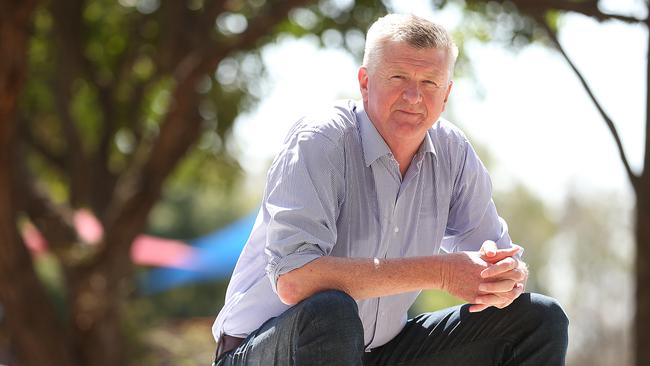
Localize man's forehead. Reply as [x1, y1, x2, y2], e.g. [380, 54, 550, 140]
[380, 42, 448, 62]
[380, 53, 450, 76]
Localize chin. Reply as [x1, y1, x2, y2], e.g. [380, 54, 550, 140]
[391, 124, 426, 138]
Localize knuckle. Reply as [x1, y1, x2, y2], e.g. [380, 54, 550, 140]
[508, 258, 517, 269]
[499, 282, 512, 292]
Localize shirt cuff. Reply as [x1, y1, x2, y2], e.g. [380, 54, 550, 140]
[266, 243, 326, 294]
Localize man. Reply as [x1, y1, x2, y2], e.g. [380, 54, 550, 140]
[212, 14, 568, 366]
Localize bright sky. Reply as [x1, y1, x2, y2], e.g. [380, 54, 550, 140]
[232, 0, 647, 207]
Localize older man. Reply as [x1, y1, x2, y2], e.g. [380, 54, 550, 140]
[211, 14, 568, 366]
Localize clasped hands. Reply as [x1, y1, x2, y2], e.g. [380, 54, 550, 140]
[441, 240, 528, 313]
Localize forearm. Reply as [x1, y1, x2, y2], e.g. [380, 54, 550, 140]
[276, 255, 446, 305]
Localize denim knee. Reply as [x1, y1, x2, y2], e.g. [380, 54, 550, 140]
[528, 293, 569, 331]
[287, 290, 364, 364]
[299, 290, 363, 337]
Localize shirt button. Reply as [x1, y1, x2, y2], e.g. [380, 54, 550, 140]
[394, 227, 399, 233]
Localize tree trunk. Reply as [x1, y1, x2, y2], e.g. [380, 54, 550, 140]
[638, 11, 650, 366]
[69, 264, 127, 366]
[0, 1, 73, 365]
[636, 190, 650, 366]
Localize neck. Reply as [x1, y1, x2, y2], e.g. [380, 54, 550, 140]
[385, 138, 421, 177]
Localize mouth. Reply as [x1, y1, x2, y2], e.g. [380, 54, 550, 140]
[395, 109, 424, 118]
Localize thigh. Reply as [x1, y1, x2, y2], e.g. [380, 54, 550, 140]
[364, 293, 567, 366]
[363, 304, 510, 366]
[216, 290, 364, 366]
[214, 314, 292, 366]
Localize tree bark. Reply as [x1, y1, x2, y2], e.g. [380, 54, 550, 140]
[68, 263, 127, 366]
[0, 1, 73, 365]
[0, 0, 359, 364]
[636, 12, 650, 366]
[637, 194, 650, 366]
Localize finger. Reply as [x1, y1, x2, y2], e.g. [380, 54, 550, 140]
[478, 279, 517, 293]
[508, 268, 527, 282]
[473, 293, 507, 305]
[487, 268, 527, 283]
[469, 303, 490, 313]
[481, 257, 518, 278]
[479, 245, 521, 264]
[493, 282, 525, 302]
[479, 240, 497, 258]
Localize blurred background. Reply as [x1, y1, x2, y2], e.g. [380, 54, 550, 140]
[0, 0, 646, 365]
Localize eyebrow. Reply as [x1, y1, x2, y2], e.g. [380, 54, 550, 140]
[385, 67, 445, 82]
[386, 62, 445, 75]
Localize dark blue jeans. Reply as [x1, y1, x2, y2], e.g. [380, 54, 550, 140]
[213, 290, 569, 366]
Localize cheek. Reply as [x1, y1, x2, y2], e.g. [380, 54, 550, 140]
[426, 98, 445, 112]
[380, 89, 402, 107]
[372, 88, 395, 108]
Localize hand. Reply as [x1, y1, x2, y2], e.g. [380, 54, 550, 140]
[439, 244, 521, 306]
[469, 240, 528, 312]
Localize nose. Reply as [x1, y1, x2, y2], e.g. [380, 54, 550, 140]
[402, 81, 422, 104]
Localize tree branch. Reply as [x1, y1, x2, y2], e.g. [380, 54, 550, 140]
[199, 0, 229, 31]
[50, 0, 92, 207]
[157, 2, 203, 74]
[18, 117, 66, 171]
[94, 0, 313, 275]
[0, 1, 75, 364]
[641, 14, 650, 185]
[128, 81, 149, 146]
[91, 86, 118, 214]
[114, 13, 145, 86]
[190, 0, 313, 81]
[13, 147, 79, 253]
[539, 18, 641, 192]
[509, 0, 646, 24]
[50, 0, 102, 85]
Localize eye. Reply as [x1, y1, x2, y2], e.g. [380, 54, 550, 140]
[390, 75, 405, 81]
[423, 80, 440, 87]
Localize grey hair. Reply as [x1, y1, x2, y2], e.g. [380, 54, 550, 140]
[362, 14, 459, 77]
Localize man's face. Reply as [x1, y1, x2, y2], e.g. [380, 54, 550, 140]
[358, 41, 453, 148]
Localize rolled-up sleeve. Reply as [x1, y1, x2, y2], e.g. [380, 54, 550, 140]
[263, 129, 345, 294]
[441, 138, 517, 253]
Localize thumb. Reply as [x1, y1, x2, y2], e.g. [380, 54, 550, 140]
[480, 244, 521, 263]
[479, 240, 497, 258]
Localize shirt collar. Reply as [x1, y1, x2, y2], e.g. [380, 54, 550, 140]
[355, 101, 437, 167]
[417, 128, 436, 157]
[356, 102, 392, 167]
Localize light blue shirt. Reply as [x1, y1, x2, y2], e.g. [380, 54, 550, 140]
[212, 99, 514, 350]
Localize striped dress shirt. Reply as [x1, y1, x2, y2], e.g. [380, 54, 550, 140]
[212, 99, 514, 350]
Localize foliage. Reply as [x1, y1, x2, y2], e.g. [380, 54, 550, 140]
[3, 0, 648, 364]
[554, 189, 634, 366]
[433, 1, 647, 365]
[2, 0, 390, 365]
[494, 184, 557, 293]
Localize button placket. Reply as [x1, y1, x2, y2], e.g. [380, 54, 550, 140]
[372, 157, 401, 258]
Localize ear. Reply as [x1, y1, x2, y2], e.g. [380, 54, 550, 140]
[358, 67, 369, 102]
[442, 80, 453, 111]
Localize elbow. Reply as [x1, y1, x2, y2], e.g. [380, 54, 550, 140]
[276, 273, 303, 306]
